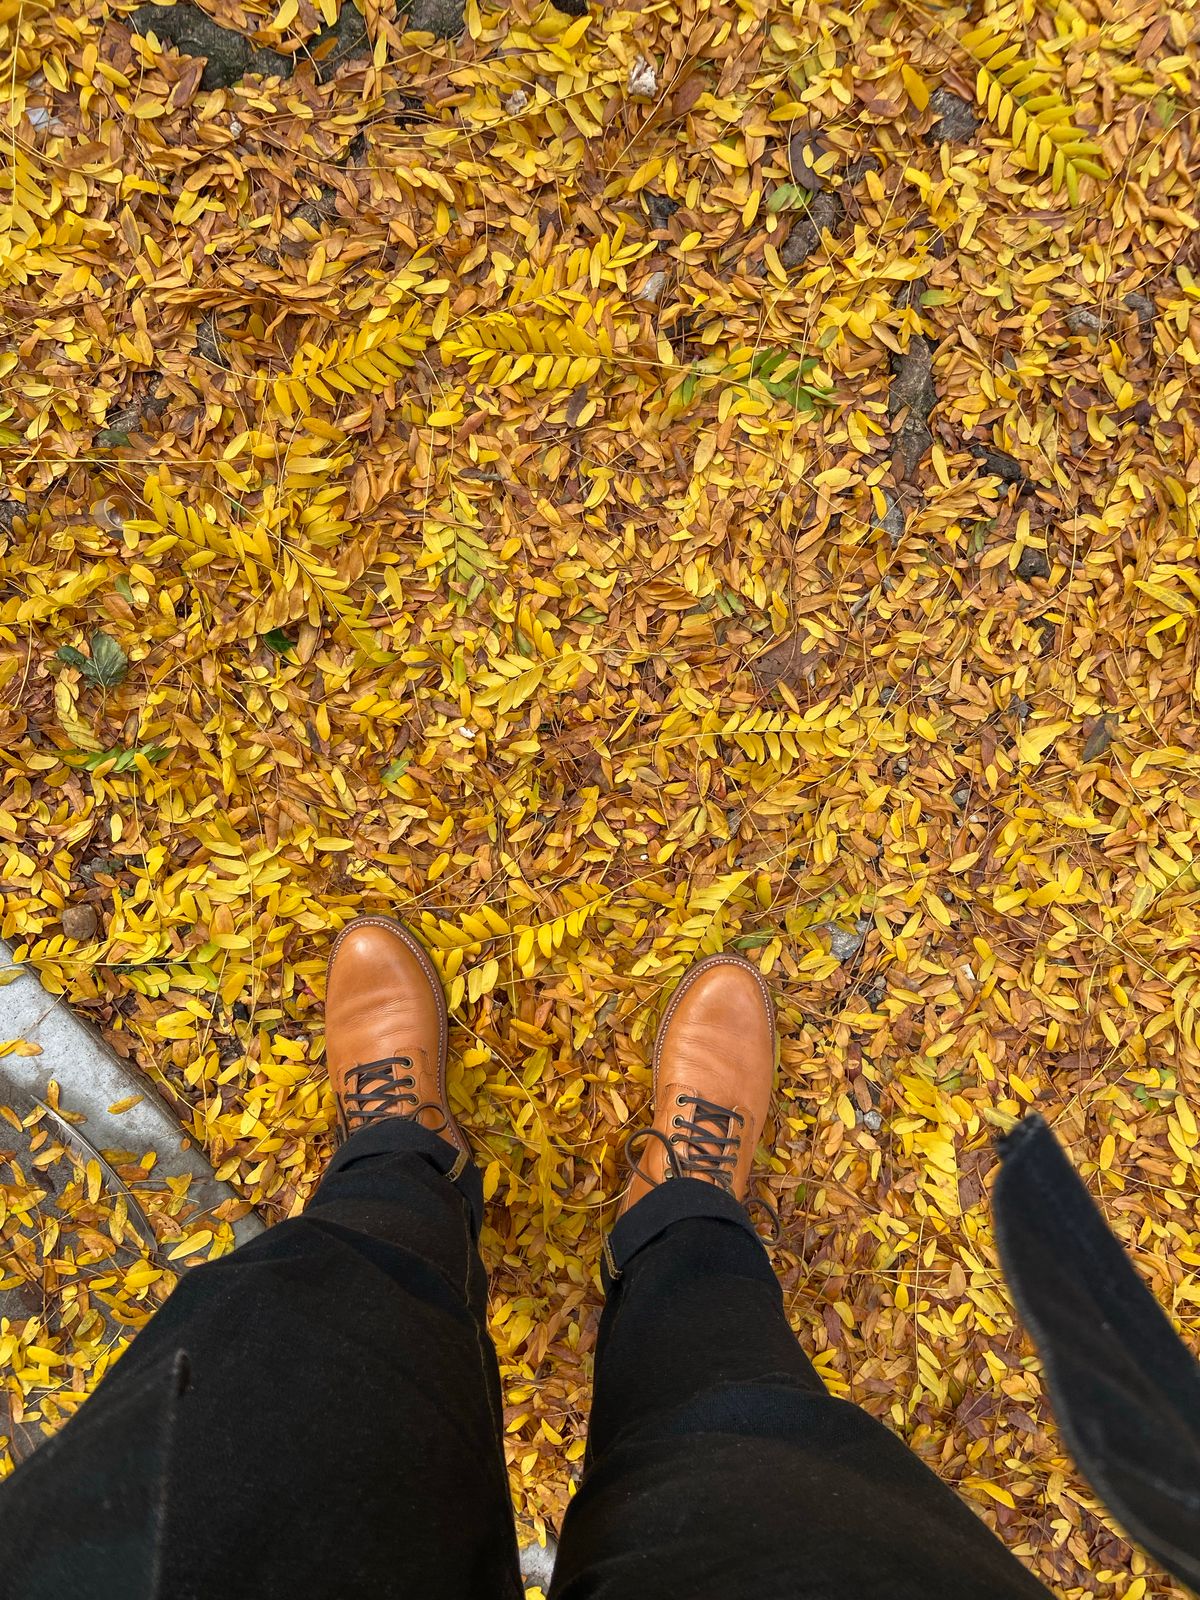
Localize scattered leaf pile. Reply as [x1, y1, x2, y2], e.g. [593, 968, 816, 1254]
[2, 0, 1200, 1588]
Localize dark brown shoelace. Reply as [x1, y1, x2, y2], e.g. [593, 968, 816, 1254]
[338, 1056, 449, 1137]
[627, 1093, 745, 1191]
[625, 1093, 780, 1238]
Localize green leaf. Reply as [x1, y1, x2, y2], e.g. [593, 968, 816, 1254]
[766, 184, 809, 214]
[56, 645, 90, 672]
[381, 757, 409, 784]
[94, 427, 131, 448]
[678, 370, 700, 407]
[262, 628, 296, 655]
[114, 576, 136, 604]
[747, 347, 833, 414]
[749, 349, 787, 382]
[86, 632, 129, 687]
[77, 742, 167, 772]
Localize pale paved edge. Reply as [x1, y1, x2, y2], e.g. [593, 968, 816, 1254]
[0, 941, 262, 1248]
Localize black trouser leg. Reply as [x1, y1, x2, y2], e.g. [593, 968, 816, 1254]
[551, 1178, 1053, 1600]
[0, 1122, 521, 1600]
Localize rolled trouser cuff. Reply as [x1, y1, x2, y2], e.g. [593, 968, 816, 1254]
[603, 1176, 762, 1290]
[321, 1118, 484, 1234]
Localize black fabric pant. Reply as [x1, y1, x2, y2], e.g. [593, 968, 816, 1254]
[0, 1121, 1053, 1599]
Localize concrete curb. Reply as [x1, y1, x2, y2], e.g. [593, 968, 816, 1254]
[0, 942, 262, 1249]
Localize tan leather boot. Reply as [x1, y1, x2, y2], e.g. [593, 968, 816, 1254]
[325, 916, 469, 1172]
[622, 953, 776, 1213]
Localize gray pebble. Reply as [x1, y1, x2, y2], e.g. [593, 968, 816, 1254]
[872, 492, 906, 540]
[925, 89, 978, 143]
[407, 0, 464, 38]
[1065, 307, 1103, 337]
[822, 923, 866, 962]
[520, 1537, 558, 1590]
[1124, 290, 1155, 326]
[639, 270, 668, 304]
[1015, 546, 1051, 581]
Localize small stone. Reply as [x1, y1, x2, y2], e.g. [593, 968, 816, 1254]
[644, 191, 678, 232]
[1124, 290, 1156, 326]
[196, 314, 224, 367]
[503, 88, 529, 116]
[1065, 307, 1103, 337]
[1015, 546, 1051, 580]
[627, 55, 657, 98]
[822, 923, 865, 962]
[778, 190, 843, 270]
[779, 220, 819, 268]
[1033, 616, 1057, 654]
[844, 153, 881, 183]
[889, 336, 936, 478]
[519, 1535, 558, 1591]
[806, 190, 844, 233]
[406, 0, 463, 36]
[925, 88, 978, 143]
[892, 415, 932, 479]
[952, 785, 970, 807]
[860, 1109, 883, 1132]
[970, 445, 1028, 490]
[889, 334, 936, 420]
[872, 492, 905, 539]
[78, 854, 119, 886]
[61, 904, 98, 942]
[639, 269, 668, 304]
[862, 975, 887, 1009]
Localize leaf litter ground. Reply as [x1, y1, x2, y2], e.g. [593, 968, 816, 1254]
[2, 0, 1200, 1591]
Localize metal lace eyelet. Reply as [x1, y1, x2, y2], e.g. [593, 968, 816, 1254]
[672, 1115, 683, 1127]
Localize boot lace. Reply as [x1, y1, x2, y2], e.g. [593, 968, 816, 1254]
[625, 1093, 780, 1238]
[338, 1056, 449, 1137]
[627, 1093, 744, 1190]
